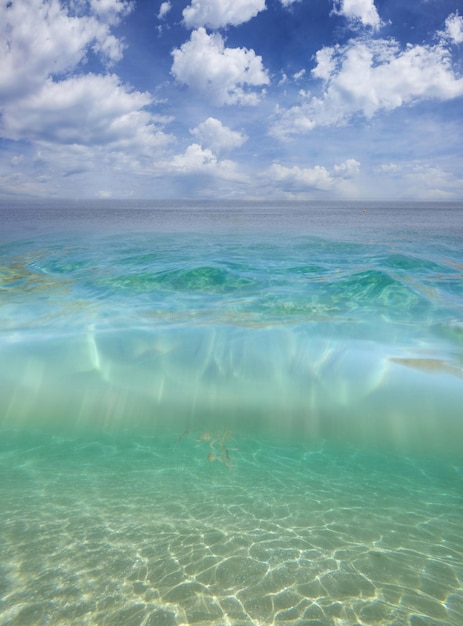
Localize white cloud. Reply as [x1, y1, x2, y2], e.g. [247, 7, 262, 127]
[182, 0, 266, 29]
[1, 135, 175, 198]
[441, 12, 463, 44]
[0, 0, 172, 168]
[375, 161, 463, 200]
[268, 163, 333, 191]
[333, 158, 360, 178]
[89, 0, 133, 24]
[158, 1, 171, 20]
[172, 144, 229, 172]
[0, 0, 127, 104]
[190, 117, 247, 154]
[375, 162, 399, 174]
[311, 47, 337, 81]
[271, 33, 463, 139]
[152, 144, 247, 187]
[332, 0, 381, 31]
[280, 0, 301, 6]
[171, 28, 269, 105]
[1, 74, 172, 150]
[263, 158, 362, 198]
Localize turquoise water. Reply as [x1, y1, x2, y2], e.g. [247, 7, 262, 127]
[1, 202, 462, 625]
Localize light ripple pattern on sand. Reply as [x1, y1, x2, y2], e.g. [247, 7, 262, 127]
[0, 435, 462, 626]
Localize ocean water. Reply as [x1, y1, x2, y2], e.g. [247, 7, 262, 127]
[0, 201, 462, 625]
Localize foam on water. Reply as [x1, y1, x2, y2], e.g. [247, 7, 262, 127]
[0, 201, 462, 624]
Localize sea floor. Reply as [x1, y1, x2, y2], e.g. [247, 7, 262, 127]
[1, 433, 462, 626]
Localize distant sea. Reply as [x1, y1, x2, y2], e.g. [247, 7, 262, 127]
[1, 201, 462, 625]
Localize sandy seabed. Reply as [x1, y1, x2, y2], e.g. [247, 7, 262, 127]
[1, 434, 462, 626]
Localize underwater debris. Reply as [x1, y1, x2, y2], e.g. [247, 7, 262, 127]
[219, 442, 233, 469]
[177, 428, 191, 442]
[199, 431, 212, 442]
[197, 430, 234, 469]
[389, 357, 463, 379]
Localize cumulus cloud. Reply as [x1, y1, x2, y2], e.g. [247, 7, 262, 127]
[1, 74, 170, 149]
[280, 0, 301, 6]
[0, 0, 172, 158]
[266, 159, 360, 193]
[171, 28, 269, 105]
[332, 0, 381, 31]
[268, 163, 334, 191]
[157, 1, 171, 20]
[0, 0, 128, 103]
[271, 32, 463, 139]
[441, 12, 463, 44]
[152, 144, 247, 187]
[172, 144, 232, 173]
[182, 0, 266, 30]
[190, 117, 247, 154]
[333, 158, 360, 178]
[89, 0, 133, 24]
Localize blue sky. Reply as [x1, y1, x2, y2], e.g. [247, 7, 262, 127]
[1, 0, 462, 200]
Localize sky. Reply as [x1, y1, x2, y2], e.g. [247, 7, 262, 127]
[1, 0, 463, 201]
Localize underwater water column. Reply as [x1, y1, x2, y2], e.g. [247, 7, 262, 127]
[1, 203, 462, 625]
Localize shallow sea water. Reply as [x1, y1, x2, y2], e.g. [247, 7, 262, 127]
[0, 201, 462, 625]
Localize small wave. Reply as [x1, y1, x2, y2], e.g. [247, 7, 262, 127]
[382, 253, 445, 273]
[105, 266, 256, 294]
[334, 269, 423, 310]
